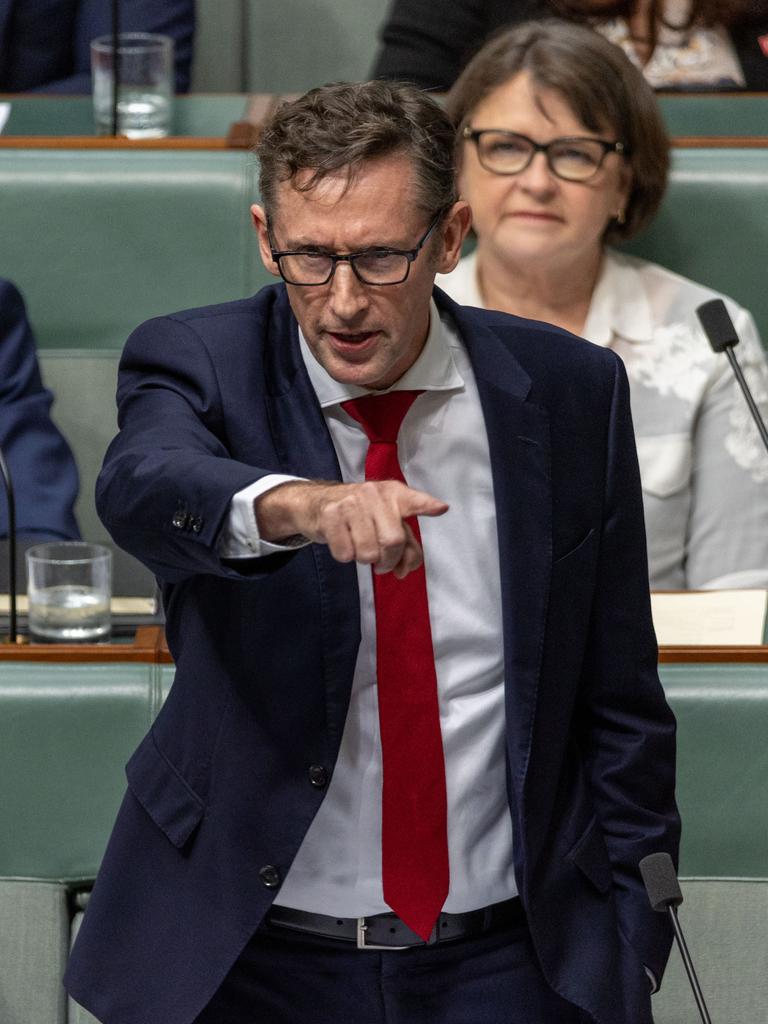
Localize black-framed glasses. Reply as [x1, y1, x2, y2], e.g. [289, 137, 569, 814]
[268, 213, 442, 287]
[463, 128, 627, 183]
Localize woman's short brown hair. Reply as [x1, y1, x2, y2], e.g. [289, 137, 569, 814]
[257, 80, 458, 220]
[445, 19, 670, 243]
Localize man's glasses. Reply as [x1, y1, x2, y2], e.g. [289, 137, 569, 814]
[269, 214, 442, 287]
[463, 128, 627, 183]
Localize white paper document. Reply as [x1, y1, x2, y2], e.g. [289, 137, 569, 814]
[0, 103, 11, 134]
[651, 589, 768, 646]
[0, 595, 156, 616]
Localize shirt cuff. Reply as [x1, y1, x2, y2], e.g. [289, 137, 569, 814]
[216, 475, 310, 558]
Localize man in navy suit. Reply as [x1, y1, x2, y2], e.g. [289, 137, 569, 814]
[66, 81, 679, 1024]
[0, 0, 194, 93]
[0, 278, 79, 540]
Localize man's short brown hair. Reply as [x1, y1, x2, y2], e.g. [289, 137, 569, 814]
[257, 80, 458, 220]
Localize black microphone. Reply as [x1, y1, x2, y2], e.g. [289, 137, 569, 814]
[639, 853, 713, 1024]
[0, 444, 18, 644]
[696, 298, 768, 457]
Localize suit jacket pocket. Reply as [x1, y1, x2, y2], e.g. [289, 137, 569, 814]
[567, 815, 613, 894]
[553, 527, 595, 566]
[125, 730, 205, 849]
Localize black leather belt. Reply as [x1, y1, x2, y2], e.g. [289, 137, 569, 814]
[267, 897, 524, 949]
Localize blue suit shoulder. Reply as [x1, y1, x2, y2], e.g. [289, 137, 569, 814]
[434, 286, 622, 398]
[145, 283, 287, 336]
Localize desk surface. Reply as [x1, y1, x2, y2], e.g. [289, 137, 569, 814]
[4, 93, 768, 143]
[1, 94, 249, 140]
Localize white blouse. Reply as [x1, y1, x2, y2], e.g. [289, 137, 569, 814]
[596, 0, 745, 90]
[437, 250, 768, 591]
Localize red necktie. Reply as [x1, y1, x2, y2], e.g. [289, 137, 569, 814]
[342, 390, 449, 941]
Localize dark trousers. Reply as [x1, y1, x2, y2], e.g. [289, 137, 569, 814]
[193, 914, 589, 1023]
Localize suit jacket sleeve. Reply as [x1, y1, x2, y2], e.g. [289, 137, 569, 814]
[0, 279, 80, 540]
[31, 0, 195, 94]
[95, 313, 296, 584]
[577, 353, 680, 980]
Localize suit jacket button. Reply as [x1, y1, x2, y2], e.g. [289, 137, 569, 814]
[172, 511, 188, 529]
[259, 865, 281, 889]
[190, 516, 203, 533]
[308, 765, 328, 788]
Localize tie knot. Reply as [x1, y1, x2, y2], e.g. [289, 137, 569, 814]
[342, 390, 424, 444]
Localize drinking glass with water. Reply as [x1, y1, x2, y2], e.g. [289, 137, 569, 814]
[91, 33, 173, 139]
[26, 542, 112, 643]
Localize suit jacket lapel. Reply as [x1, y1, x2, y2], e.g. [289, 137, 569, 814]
[444, 294, 552, 799]
[262, 288, 361, 751]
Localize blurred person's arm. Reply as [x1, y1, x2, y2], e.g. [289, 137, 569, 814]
[31, 0, 195, 95]
[0, 280, 80, 541]
[372, 0, 502, 91]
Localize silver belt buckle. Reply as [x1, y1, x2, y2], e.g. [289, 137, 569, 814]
[356, 917, 410, 950]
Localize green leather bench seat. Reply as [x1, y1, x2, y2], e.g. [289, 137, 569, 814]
[0, 662, 160, 880]
[0, 148, 269, 351]
[0, 659, 766, 1022]
[0, 147, 272, 543]
[0, 661, 162, 1024]
[623, 147, 768, 350]
[658, 95, 768, 138]
[651, 663, 768, 1023]
[38, 351, 118, 546]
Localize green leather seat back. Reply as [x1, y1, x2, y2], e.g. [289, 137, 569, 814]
[652, 880, 768, 1022]
[0, 148, 269, 351]
[0, 880, 68, 1024]
[659, 96, 768, 137]
[37, 351, 118, 544]
[660, 662, 768, 877]
[652, 665, 768, 1022]
[243, 0, 385, 93]
[0, 662, 160, 881]
[622, 148, 768, 349]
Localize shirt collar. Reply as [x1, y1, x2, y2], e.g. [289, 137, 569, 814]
[298, 298, 465, 409]
[583, 250, 654, 347]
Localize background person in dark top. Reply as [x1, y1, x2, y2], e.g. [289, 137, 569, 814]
[0, 278, 79, 541]
[373, 0, 768, 91]
[0, 0, 195, 94]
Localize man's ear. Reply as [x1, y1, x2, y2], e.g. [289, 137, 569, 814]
[251, 204, 281, 278]
[435, 200, 473, 275]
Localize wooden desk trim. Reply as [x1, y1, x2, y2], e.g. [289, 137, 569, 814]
[658, 645, 768, 663]
[673, 136, 768, 148]
[1, 628, 764, 665]
[0, 136, 228, 150]
[0, 624, 163, 662]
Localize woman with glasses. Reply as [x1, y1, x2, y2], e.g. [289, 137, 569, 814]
[438, 19, 768, 590]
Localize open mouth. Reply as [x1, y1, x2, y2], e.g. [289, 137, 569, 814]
[327, 331, 379, 349]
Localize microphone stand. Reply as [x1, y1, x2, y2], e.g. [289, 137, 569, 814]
[696, 299, 768, 458]
[722, 346, 768, 456]
[666, 904, 712, 1024]
[0, 446, 17, 643]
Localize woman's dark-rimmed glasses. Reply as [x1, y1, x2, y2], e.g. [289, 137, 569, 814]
[269, 213, 442, 287]
[463, 128, 627, 183]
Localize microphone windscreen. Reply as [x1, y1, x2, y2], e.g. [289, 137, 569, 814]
[696, 298, 739, 353]
[639, 852, 683, 912]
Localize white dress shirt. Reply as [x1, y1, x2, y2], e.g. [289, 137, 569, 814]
[218, 301, 517, 915]
[438, 250, 768, 591]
